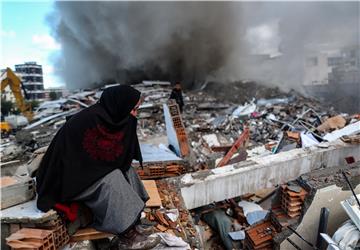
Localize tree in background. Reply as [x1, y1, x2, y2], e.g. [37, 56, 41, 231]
[1, 99, 39, 116]
[49, 91, 58, 100]
[26, 100, 40, 111]
[1, 98, 14, 116]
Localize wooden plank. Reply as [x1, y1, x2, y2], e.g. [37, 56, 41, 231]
[70, 228, 113, 242]
[156, 224, 168, 232]
[217, 128, 249, 167]
[210, 145, 232, 152]
[255, 188, 276, 199]
[142, 180, 162, 207]
[1, 176, 18, 187]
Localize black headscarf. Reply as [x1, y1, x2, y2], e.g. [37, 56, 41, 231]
[36, 85, 143, 212]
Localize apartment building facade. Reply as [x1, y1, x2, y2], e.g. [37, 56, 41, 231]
[15, 62, 46, 101]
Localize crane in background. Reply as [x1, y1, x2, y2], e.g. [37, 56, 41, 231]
[1, 68, 33, 134]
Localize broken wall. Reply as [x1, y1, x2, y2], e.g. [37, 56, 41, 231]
[178, 140, 360, 209]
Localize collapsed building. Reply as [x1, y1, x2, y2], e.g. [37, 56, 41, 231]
[1, 81, 360, 249]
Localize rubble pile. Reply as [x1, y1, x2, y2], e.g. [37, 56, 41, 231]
[145, 180, 199, 247]
[0, 82, 173, 164]
[1, 80, 360, 249]
[183, 86, 359, 169]
[201, 81, 288, 104]
[188, 180, 308, 249]
[0, 92, 97, 162]
[133, 83, 173, 141]
[2, 80, 359, 172]
[298, 163, 360, 190]
[190, 161, 360, 249]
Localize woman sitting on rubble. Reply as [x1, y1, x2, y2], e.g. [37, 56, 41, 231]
[36, 85, 160, 250]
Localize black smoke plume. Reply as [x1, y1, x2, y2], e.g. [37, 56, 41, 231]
[49, 2, 359, 91]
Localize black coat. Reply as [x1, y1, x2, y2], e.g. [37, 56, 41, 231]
[170, 88, 184, 110]
[36, 85, 143, 212]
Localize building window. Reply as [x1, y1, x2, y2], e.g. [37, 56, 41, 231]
[328, 57, 341, 67]
[26, 85, 33, 91]
[36, 93, 45, 99]
[307, 57, 318, 66]
[350, 50, 356, 58]
[36, 85, 44, 91]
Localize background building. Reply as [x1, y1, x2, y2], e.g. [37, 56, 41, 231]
[303, 45, 360, 113]
[303, 46, 341, 87]
[44, 87, 69, 100]
[15, 62, 46, 101]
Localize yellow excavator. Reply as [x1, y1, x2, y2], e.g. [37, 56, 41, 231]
[1, 68, 33, 134]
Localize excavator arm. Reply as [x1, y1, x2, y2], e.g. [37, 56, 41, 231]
[1, 68, 33, 121]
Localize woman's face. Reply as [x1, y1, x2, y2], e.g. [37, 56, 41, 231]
[130, 99, 142, 117]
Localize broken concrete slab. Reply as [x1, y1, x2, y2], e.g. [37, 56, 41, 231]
[341, 194, 360, 232]
[24, 110, 75, 130]
[202, 134, 220, 147]
[1, 176, 35, 209]
[142, 80, 171, 86]
[1, 200, 57, 224]
[324, 121, 360, 142]
[178, 140, 360, 209]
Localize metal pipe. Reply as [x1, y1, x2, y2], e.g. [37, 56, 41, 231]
[287, 225, 318, 249]
[316, 207, 330, 250]
[342, 171, 360, 208]
[273, 132, 284, 154]
[287, 238, 302, 250]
